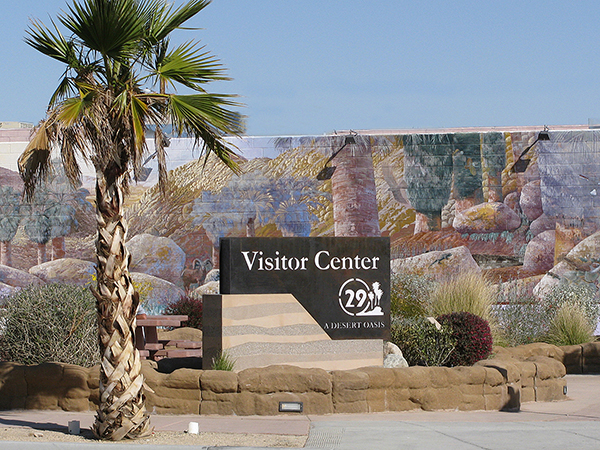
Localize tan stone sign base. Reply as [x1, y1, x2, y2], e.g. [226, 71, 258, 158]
[202, 293, 383, 371]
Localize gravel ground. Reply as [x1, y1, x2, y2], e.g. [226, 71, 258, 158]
[0, 427, 306, 447]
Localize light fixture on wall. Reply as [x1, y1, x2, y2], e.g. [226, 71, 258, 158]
[279, 401, 303, 413]
[316, 135, 356, 180]
[510, 127, 550, 173]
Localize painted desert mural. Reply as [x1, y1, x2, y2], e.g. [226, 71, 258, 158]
[2, 126, 600, 316]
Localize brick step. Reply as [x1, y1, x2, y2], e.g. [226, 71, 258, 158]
[160, 340, 202, 349]
[144, 343, 164, 351]
[139, 350, 150, 359]
[154, 348, 203, 358]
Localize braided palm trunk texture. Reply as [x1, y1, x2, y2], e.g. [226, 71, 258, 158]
[91, 173, 151, 440]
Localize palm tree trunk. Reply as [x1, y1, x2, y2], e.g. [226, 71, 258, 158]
[52, 236, 66, 260]
[0, 241, 11, 267]
[91, 173, 151, 440]
[37, 242, 47, 265]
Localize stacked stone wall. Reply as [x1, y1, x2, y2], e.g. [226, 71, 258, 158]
[2, 342, 591, 416]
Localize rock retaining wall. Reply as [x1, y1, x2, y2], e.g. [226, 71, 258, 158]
[1, 342, 588, 416]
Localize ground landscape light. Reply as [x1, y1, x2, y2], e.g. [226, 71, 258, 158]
[279, 401, 304, 413]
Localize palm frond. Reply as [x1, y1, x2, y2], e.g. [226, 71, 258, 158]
[60, 0, 146, 62]
[49, 76, 77, 108]
[25, 18, 77, 66]
[147, 0, 211, 43]
[154, 40, 229, 91]
[19, 123, 54, 200]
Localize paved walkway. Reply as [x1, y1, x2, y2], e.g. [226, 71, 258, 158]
[0, 374, 599, 449]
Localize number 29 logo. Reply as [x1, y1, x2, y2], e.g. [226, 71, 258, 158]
[338, 278, 384, 317]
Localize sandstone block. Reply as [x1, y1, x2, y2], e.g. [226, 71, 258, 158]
[333, 399, 368, 414]
[560, 345, 583, 374]
[239, 366, 331, 394]
[457, 394, 486, 411]
[201, 391, 239, 402]
[145, 395, 200, 415]
[161, 368, 201, 390]
[0, 362, 27, 410]
[396, 366, 431, 389]
[201, 370, 238, 393]
[582, 342, 600, 373]
[449, 366, 487, 386]
[360, 366, 397, 389]
[535, 378, 567, 402]
[201, 400, 236, 415]
[528, 356, 566, 379]
[476, 360, 521, 384]
[417, 387, 463, 411]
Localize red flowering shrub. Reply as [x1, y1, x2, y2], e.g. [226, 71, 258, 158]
[165, 295, 203, 329]
[437, 311, 492, 367]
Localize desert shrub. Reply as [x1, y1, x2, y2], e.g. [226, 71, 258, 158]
[492, 283, 549, 347]
[542, 283, 599, 328]
[390, 273, 436, 318]
[0, 283, 98, 367]
[437, 312, 493, 367]
[545, 301, 595, 346]
[164, 295, 203, 329]
[389, 316, 455, 366]
[493, 282, 599, 347]
[430, 272, 495, 324]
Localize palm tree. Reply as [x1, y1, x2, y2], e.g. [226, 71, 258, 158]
[19, 0, 242, 440]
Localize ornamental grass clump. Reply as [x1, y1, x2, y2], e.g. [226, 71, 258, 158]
[437, 311, 493, 367]
[211, 351, 236, 371]
[0, 283, 97, 367]
[389, 316, 455, 367]
[429, 272, 495, 325]
[545, 301, 595, 346]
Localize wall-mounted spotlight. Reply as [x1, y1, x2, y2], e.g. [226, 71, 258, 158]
[510, 127, 550, 173]
[316, 135, 356, 180]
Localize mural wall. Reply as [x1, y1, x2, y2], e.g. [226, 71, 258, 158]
[2, 127, 600, 312]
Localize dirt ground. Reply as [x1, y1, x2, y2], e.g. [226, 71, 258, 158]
[0, 427, 306, 447]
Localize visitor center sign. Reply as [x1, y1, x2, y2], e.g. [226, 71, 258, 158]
[220, 237, 390, 339]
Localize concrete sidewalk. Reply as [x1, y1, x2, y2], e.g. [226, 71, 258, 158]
[0, 374, 598, 449]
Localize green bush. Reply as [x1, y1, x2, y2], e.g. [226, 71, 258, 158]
[389, 316, 455, 366]
[164, 295, 203, 329]
[0, 283, 98, 367]
[437, 312, 493, 367]
[545, 301, 595, 346]
[390, 273, 435, 318]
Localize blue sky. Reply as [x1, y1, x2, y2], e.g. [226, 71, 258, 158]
[2, 0, 600, 136]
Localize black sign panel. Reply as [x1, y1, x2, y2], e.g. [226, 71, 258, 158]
[220, 237, 390, 339]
